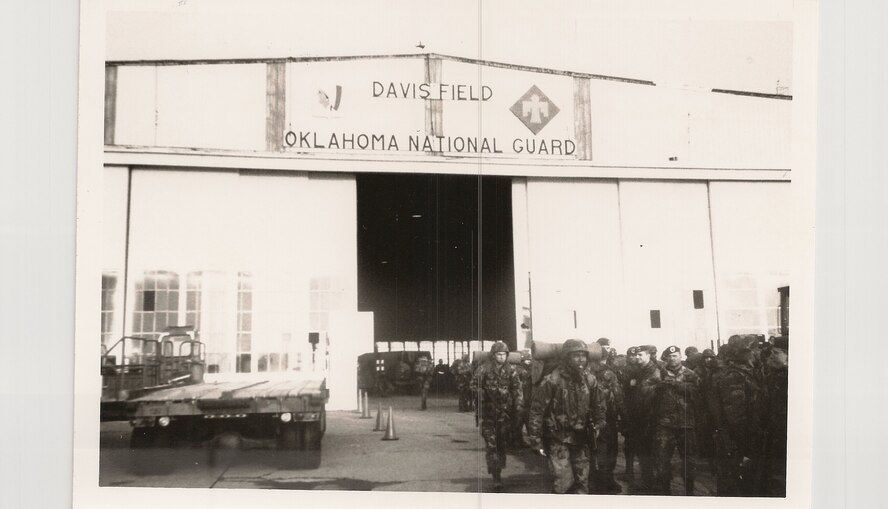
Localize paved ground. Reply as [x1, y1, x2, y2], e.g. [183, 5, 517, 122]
[99, 393, 716, 495]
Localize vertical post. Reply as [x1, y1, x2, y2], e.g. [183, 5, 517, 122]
[573, 77, 592, 160]
[527, 272, 534, 345]
[705, 183, 724, 344]
[266, 62, 287, 151]
[104, 65, 118, 145]
[424, 56, 443, 137]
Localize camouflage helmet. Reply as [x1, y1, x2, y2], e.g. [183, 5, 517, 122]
[490, 341, 509, 354]
[562, 339, 590, 357]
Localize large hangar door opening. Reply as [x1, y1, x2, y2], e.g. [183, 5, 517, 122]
[357, 174, 516, 351]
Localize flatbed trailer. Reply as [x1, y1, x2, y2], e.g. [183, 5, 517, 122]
[128, 377, 328, 467]
[101, 327, 328, 468]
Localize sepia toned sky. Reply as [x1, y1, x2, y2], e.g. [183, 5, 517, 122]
[106, 0, 794, 95]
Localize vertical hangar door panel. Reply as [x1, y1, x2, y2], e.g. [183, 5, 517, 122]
[709, 182, 792, 338]
[101, 166, 130, 343]
[126, 169, 358, 374]
[511, 179, 531, 349]
[102, 166, 129, 277]
[618, 181, 717, 351]
[525, 179, 623, 345]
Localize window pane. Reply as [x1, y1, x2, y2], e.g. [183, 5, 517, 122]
[156, 291, 169, 312]
[143, 291, 156, 312]
[237, 333, 251, 352]
[269, 353, 280, 371]
[155, 313, 168, 332]
[237, 354, 252, 373]
[142, 313, 154, 333]
[692, 290, 704, 309]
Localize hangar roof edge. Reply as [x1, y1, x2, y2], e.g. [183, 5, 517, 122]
[104, 52, 792, 101]
[104, 52, 654, 84]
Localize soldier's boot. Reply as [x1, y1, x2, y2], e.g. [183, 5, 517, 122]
[603, 472, 621, 493]
[492, 471, 503, 492]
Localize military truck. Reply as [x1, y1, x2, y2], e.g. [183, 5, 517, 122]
[357, 350, 432, 397]
[101, 326, 328, 468]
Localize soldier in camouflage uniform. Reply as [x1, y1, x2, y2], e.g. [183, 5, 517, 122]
[510, 350, 534, 448]
[694, 348, 720, 475]
[651, 345, 701, 495]
[527, 339, 607, 494]
[451, 355, 474, 412]
[414, 355, 434, 410]
[708, 343, 765, 496]
[620, 346, 640, 478]
[763, 337, 788, 496]
[624, 344, 661, 493]
[471, 342, 524, 491]
[590, 344, 625, 493]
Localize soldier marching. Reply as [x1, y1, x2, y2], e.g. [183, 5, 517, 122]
[465, 334, 788, 496]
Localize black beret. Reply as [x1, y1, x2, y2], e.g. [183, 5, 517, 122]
[661, 345, 680, 360]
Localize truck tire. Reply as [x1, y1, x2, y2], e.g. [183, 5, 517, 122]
[301, 422, 322, 469]
[131, 426, 173, 448]
[129, 427, 175, 474]
[278, 425, 300, 450]
[130, 427, 155, 449]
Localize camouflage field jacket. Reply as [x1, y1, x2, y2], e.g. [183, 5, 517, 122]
[528, 364, 607, 446]
[652, 365, 700, 428]
[708, 363, 765, 456]
[471, 360, 524, 420]
[591, 364, 624, 424]
[624, 361, 661, 425]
